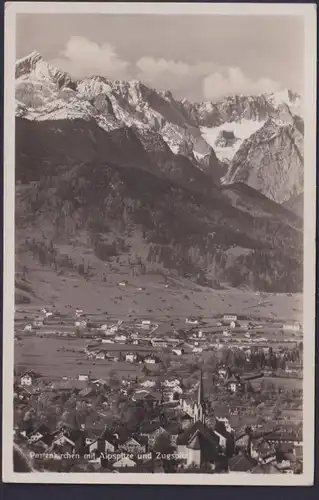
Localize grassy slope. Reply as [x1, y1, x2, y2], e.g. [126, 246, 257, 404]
[16, 255, 302, 322]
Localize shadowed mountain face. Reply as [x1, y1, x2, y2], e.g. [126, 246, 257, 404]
[283, 192, 304, 218]
[15, 53, 303, 293]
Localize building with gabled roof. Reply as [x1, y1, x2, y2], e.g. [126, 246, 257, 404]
[177, 421, 220, 467]
[228, 453, 258, 473]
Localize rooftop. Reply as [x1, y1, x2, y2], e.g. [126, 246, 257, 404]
[228, 454, 258, 472]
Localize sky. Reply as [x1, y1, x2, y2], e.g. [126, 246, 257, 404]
[16, 14, 304, 102]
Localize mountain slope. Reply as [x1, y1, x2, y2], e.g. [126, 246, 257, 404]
[220, 183, 302, 229]
[15, 116, 302, 293]
[14, 52, 303, 293]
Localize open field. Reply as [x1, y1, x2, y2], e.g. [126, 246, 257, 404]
[15, 334, 303, 390]
[15, 336, 145, 380]
[15, 257, 303, 322]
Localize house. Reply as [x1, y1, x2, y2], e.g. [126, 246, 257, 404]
[132, 390, 150, 402]
[75, 308, 84, 318]
[75, 319, 87, 329]
[24, 324, 32, 332]
[192, 347, 203, 353]
[120, 436, 146, 454]
[225, 377, 244, 393]
[114, 335, 127, 343]
[143, 354, 161, 365]
[106, 354, 119, 362]
[228, 453, 258, 473]
[20, 373, 34, 386]
[27, 424, 51, 446]
[140, 424, 170, 448]
[112, 456, 136, 468]
[140, 380, 156, 388]
[143, 392, 162, 405]
[79, 386, 94, 398]
[51, 432, 76, 450]
[165, 337, 180, 347]
[91, 378, 107, 388]
[125, 353, 138, 363]
[141, 320, 151, 327]
[163, 379, 181, 389]
[101, 339, 114, 344]
[33, 318, 44, 328]
[215, 417, 233, 434]
[283, 322, 301, 332]
[140, 421, 181, 448]
[218, 366, 228, 379]
[87, 434, 116, 455]
[118, 281, 128, 287]
[223, 314, 238, 324]
[151, 338, 168, 348]
[172, 348, 184, 356]
[163, 423, 181, 446]
[95, 351, 106, 360]
[15, 384, 31, 402]
[238, 320, 250, 329]
[78, 374, 89, 381]
[251, 462, 283, 474]
[235, 433, 250, 453]
[180, 412, 194, 429]
[176, 421, 220, 467]
[99, 323, 113, 332]
[185, 318, 199, 325]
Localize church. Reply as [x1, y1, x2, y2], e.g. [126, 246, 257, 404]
[177, 371, 235, 468]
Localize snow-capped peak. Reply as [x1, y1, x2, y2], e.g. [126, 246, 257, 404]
[267, 88, 301, 106]
[16, 50, 42, 65]
[15, 50, 43, 78]
[266, 89, 302, 118]
[16, 50, 74, 90]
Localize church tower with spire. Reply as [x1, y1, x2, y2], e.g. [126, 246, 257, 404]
[193, 370, 206, 423]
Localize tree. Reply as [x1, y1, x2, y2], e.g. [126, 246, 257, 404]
[108, 370, 120, 389]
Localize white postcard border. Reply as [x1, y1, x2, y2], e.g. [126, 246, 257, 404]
[2, 1, 317, 486]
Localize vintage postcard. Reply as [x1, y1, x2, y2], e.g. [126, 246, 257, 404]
[2, 2, 316, 485]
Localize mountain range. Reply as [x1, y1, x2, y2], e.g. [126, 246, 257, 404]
[14, 51, 304, 293]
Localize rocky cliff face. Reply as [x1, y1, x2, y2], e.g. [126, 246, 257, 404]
[223, 115, 304, 203]
[178, 92, 303, 205]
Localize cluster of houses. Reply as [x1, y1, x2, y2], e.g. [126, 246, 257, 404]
[15, 370, 302, 474]
[20, 308, 302, 358]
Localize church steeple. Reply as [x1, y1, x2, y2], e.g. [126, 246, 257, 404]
[193, 370, 206, 423]
[198, 369, 204, 406]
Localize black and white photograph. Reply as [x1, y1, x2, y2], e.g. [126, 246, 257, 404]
[2, 2, 316, 485]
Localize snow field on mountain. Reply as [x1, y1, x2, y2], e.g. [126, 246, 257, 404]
[200, 120, 266, 162]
